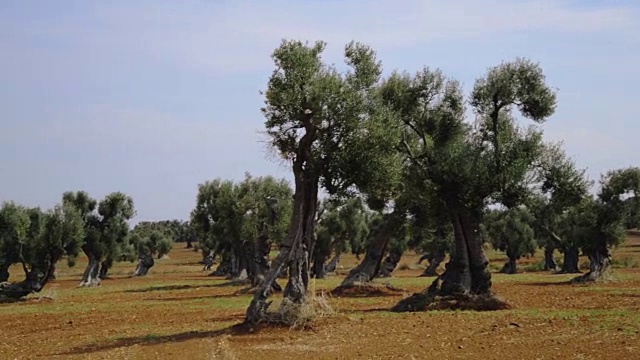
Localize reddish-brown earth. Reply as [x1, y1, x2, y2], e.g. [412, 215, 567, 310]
[2, 237, 639, 359]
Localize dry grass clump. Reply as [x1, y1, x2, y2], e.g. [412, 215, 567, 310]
[261, 281, 335, 329]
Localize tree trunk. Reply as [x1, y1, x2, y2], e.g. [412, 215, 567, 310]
[420, 249, 445, 277]
[574, 239, 611, 282]
[186, 239, 193, 249]
[0, 263, 10, 283]
[245, 133, 318, 324]
[0, 270, 47, 300]
[99, 258, 113, 279]
[226, 247, 249, 281]
[133, 254, 155, 276]
[500, 256, 517, 274]
[543, 245, 559, 271]
[312, 253, 328, 279]
[560, 247, 580, 274]
[79, 247, 101, 287]
[325, 254, 341, 274]
[283, 171, 317, 304]
[338, 213, 402, 287]
[248, 235, 274, 287]
[391, 211, 502, 312]
[212, 251, 232, 276]
[376, 249, 403, 278]
[437, 212, 491, 295]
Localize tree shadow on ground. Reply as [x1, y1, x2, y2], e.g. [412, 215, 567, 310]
[143, 293, 246, 301]
[124, 284, 222, 293]
[329, 283, 407, 298]
[57, 323, 253, 356]
[340, 307, 392, 314]
[517, 281, 572, 287]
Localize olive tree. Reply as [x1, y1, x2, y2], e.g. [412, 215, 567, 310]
[245, 40, 401, 325]
[131, 231, 172, 276]
[482, 207, 537, 274]
[389, 58, 556, 311]
[562, 167, 640, 282]
[0, 201, 84, 300]
[63, 191, 136, 287]
[313, 196, 373, 278]
[190, 174, 292, 288]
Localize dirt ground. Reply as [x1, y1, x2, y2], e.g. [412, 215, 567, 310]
[2, 237, 640, 360]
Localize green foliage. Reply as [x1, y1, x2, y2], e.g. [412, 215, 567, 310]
[131, 230, 172, 259]
[0, 200, 85, 281]
[482, 207, 537, 260]
[315, 197, 374, 258]
[63, 191, 136, 270]
[262, 39, 403, 203]
[132, 220, 195, 243]
[190, 173, 293, 257]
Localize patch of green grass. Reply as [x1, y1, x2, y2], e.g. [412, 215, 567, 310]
[514, 308, 640, 332]
[612, 257, 640, 269]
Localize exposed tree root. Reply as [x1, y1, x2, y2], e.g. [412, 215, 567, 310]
[391, 292, 511, 312]
[330, 282, 406, 297]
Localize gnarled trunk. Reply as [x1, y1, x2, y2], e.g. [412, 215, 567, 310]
[338, 213, 402, 288]
[79, 246, 101, 287]
[500, 256, 517, 274]
[212, 251, 232, 276]
[420, 249, 445, 277]
[226, 247, 248, 281]
[133, 254, 155, 276]
[376, 249, 403, 278]
[312, 253, 328, 279]
[574, 239, 611, 282]
[245, 136, 318, 324]
[99, 258, 113, 279]
[392, 211, 499, 312]
[543, 245, 559, 271]
[0, 269, 47, 300]
[560, 246, 580, 274]
[247, 235, 281, 292]
[325, 254, 341, 274]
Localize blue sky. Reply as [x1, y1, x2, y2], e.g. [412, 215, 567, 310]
[1, 0, 638, 223]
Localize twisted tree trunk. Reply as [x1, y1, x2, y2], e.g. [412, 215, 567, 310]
[338, 213, 402, 288]
[420, 249, 445, 277]
[99, 258, 113, 279]
[245, 129, 318, 324]
[573, 239, 610, 282]
[376, 249, 403, 278]
[393, 211, 502, 312]
[325, 254, 341, 274]
[500, 256, 517, 274]
[79, 246, 101, 287]
[133, 254, 155, 276]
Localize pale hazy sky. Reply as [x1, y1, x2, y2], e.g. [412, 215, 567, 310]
[1, 0, 638, 223]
